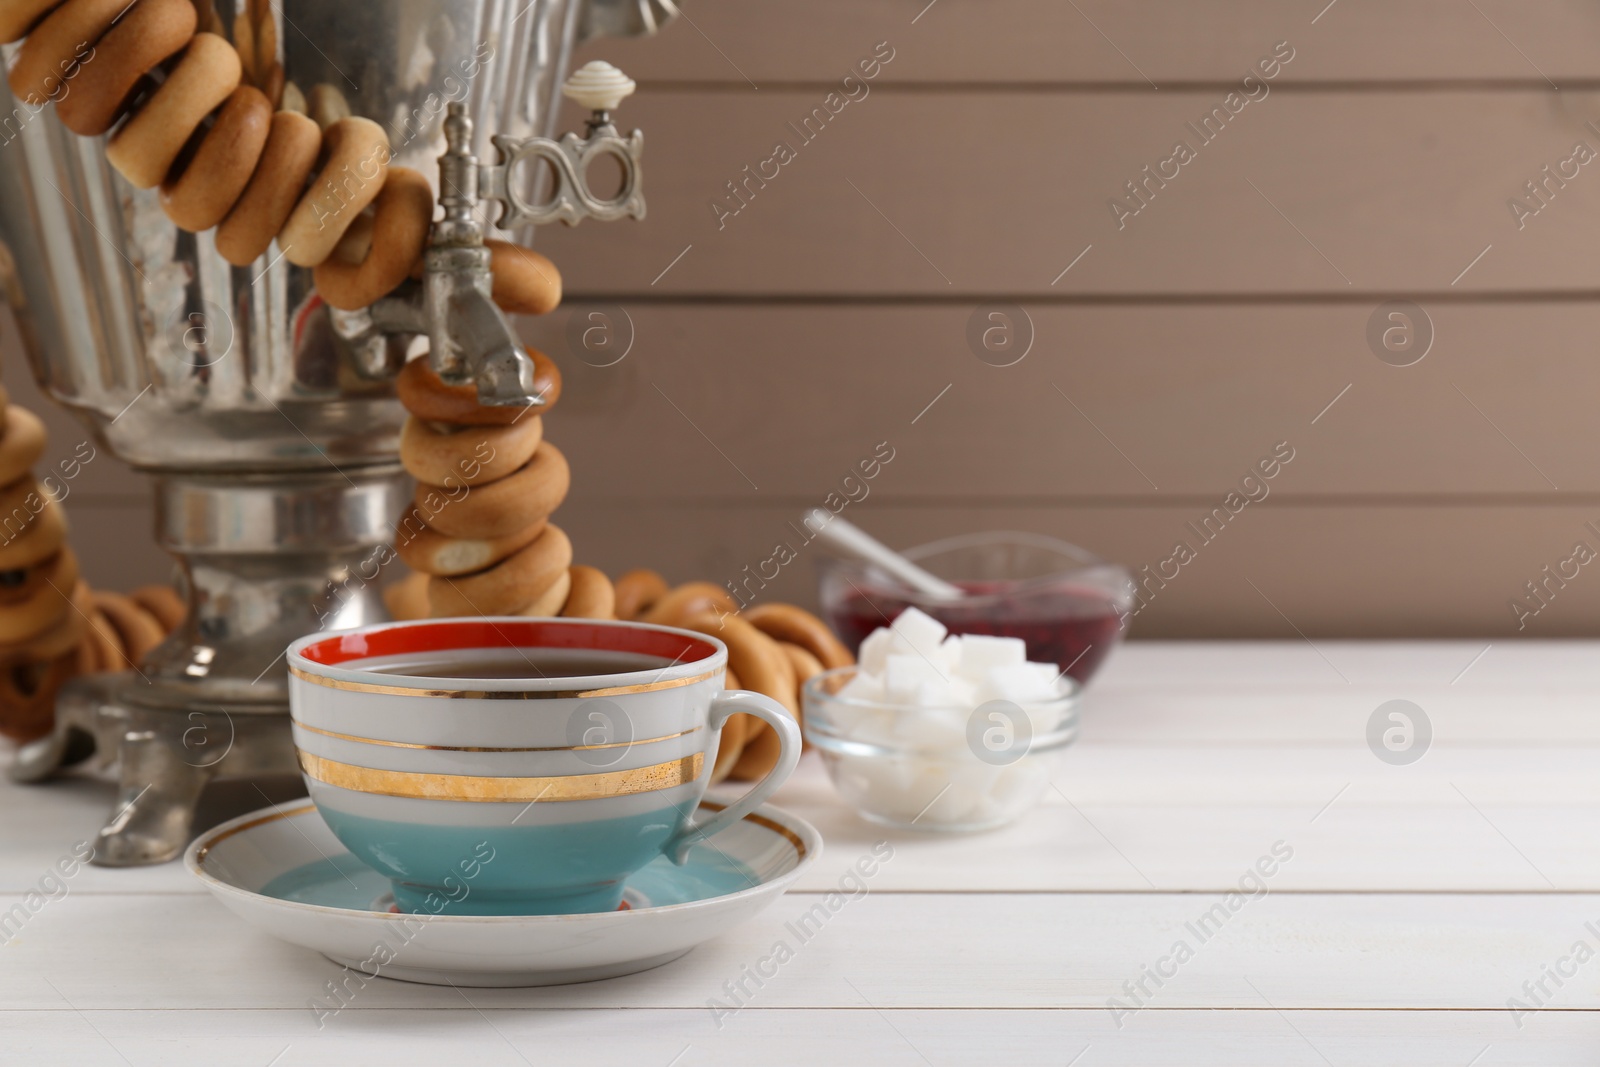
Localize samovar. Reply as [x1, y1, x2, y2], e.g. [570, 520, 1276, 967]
[0, 0, 668, 864]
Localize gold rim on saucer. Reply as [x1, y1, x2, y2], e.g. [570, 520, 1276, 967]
[192, 797, 809, 867]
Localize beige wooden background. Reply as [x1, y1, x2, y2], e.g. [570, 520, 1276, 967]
[8, 0, 1600, 638]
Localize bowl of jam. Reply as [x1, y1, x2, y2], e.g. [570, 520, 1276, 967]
[817, 531, 1134, 687]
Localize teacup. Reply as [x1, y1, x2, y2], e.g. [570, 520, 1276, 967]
[286, 617, 800, 916]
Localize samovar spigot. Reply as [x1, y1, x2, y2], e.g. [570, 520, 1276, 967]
[423, 103, 533, 407]
[340, 62, 645, 407]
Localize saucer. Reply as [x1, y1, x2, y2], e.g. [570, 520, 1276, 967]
[186, 798, 819, 987]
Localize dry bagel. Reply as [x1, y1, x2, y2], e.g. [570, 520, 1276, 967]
[743, 602, 854, 669]
[399, 413, 543, 489]
[56, 0, 198, 136]
[252, 9, 278, 95]
[0, 480, 67, 571]
[313, 166, 435, 310]
[517, 567, 572, 617]
[160, 84, 273, 231]
[0, 650, 79, 743]
[639, 582, 738, 628]
[89, 590, 165, 664]
[486, 240, 562, 316]
[0, 548, 77, 643]
[82, 606, 125, 671]
[230, 0, 275, 92]
[776, 639, 825, 687]
[0, 505, 66, 571]
[708, 702, 749, 785]
[776, 640, 824, 709]
[767, 633, 800, 716]
[775, 640, 822, 751]
[279, 79, 305, 114]
[613, 569, 668, 621]
[307, 82, 350, 130]
[0, 406, 47, 487]
[256, 59, 283, 110]
[395, 349, 562, 425]
[215, 109, 322, 266]
[559, 565, 615, 619]
[8, 0, 125, 104]
[382, 570, 430, 622]
[395, 517, 545, 578]
[680, 611, 790, 711]
[427, 524, 571, 617]
[130, 584, 186, 631]
[105, 32, 241, 188]
[416, 442, 569, 541]
[712, 661, 749, 786]
[73, 623, 97, 673]
[0, 583, 85, 664]
[0, 0, 64, 45]
[699, 610, 798, 782]
[729, 715, 786, 781]
[0, 552, 55, 610]
[279, 116, 389, 267]
[727, 637, 799, 780]
[230, 0, 256, 83]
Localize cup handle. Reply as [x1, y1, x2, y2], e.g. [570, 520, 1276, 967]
[664, 689, 801, 865]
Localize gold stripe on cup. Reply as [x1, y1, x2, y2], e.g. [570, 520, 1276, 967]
[297, 751, 704, 803]
[293, 720, 704, 753]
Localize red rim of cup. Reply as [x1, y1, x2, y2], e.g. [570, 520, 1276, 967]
[295, 618, 720, 670]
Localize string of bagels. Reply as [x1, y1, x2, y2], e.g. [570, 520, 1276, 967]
[0, 0, 854, 779]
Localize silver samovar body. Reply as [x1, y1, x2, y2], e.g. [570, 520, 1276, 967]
[0, 0, 667, 863]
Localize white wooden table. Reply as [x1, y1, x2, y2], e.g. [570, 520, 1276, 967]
[4, 641, 1599, 1065]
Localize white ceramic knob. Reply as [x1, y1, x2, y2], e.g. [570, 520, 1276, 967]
[562, 61, 637, 112]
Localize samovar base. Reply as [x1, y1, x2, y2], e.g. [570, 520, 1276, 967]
[10, 673, 303, 865]
[9, 467, 406, 865]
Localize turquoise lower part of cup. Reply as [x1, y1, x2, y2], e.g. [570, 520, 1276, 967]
[316, 804, 684, 916]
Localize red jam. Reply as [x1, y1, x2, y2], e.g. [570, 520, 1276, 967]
[824, 580, 1124, 684]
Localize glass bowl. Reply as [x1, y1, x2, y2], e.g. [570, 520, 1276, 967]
[817, 531, 1134, 686]
[802, 666, 1079, 832]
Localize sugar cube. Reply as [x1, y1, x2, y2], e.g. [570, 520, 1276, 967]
[884, 653, 945, 701]
[956, 633, 1028, 679]
[895, 705, 967, 749]
[852, 709, 899, 748]
[976, 661, 1059, 704]
[888, 607, 947, 660]
[918, 768, 981, 823]
[858, 627, 894, 675]
[1021, 662, 1063, 693]
[939, 634, 964, 671]
[838, 670, 886, 704]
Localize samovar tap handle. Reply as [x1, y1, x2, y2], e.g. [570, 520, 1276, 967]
[479, 61, 646, 229]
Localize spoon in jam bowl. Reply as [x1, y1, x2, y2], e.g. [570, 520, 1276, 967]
[803, 509, 965, 601]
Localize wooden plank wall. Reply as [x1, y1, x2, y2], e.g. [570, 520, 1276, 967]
[8, 1, 1600, 637]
